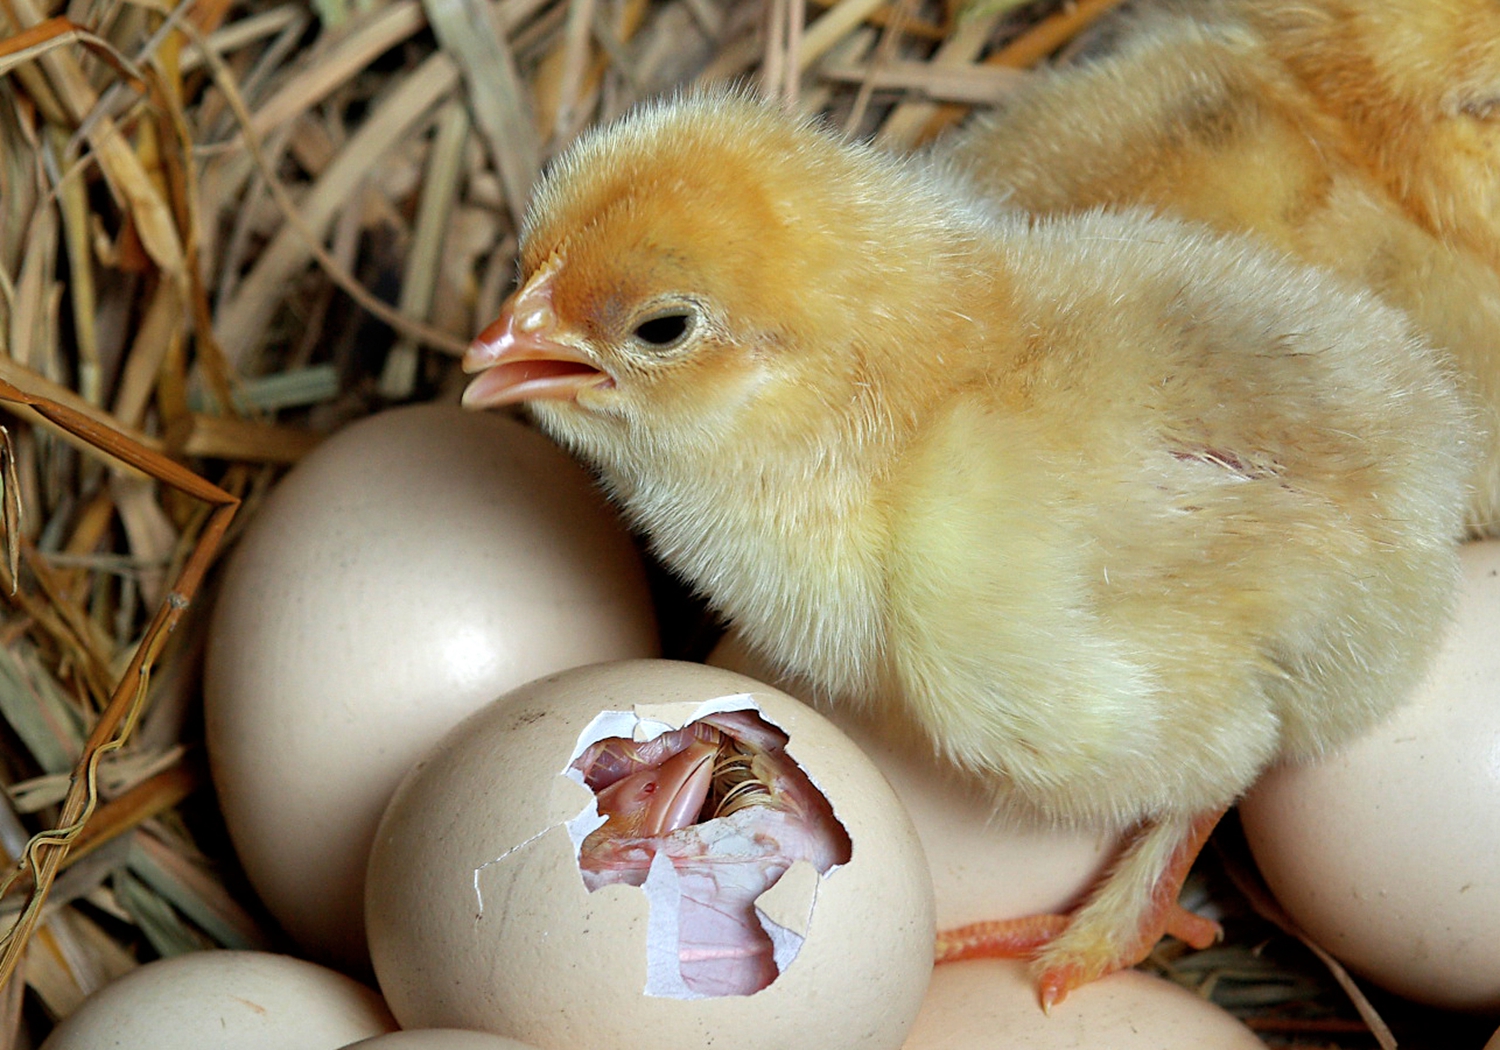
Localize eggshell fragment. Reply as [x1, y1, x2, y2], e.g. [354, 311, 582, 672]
[708, 633, 1117, 929]
[366, 659, 934, 1050]
[903, 959, 1266, 1048]
[40, 950, 396, 1050]
[1239, 539, 1500, 1012]
[205, 405, 658, 972]
[341, 1031, 541, 1049]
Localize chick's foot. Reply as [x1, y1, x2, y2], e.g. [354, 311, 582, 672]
[1035, 808, 1225, 1009]
[934, 807, 1226, 1011]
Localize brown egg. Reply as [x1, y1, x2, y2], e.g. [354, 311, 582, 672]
[341, 1031, 541, 1049]
[40, 951, 396, 1050]
[1240, 539, 1500, 1011]
[365, 659, 934, 1050]
[205, 405, 658, 972]
[707, 632, 1116, 929]
[903, 959, 1266, 1048]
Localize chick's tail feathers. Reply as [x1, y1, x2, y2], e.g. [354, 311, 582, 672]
[934, 806, 1226, 1011]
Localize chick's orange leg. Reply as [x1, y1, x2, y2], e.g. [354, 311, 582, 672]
[935, 913, 1070, 962]
[1034, 807, 1226, 1011]
[933, 808, 1226, 1010]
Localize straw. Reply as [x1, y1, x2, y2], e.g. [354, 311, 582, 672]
[0, 1, 1476, 1045]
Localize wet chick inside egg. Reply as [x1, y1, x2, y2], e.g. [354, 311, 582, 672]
[570, 711, 852, 998]
[365, 661, 933, 1050]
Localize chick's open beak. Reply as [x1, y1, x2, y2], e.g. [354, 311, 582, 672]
[461, 266, 611, 409]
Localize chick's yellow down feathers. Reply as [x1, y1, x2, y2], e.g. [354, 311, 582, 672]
[944, 0, 1500, 533]
[461, 93, 1476, 1006]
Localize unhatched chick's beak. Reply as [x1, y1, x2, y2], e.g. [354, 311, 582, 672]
[461, 258, 612, 409]
[586, 737, 719, 841]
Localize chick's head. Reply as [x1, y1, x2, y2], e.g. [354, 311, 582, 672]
[462, 92, 974, 473]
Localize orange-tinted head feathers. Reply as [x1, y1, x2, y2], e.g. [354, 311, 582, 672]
[463, 90, 991, 465]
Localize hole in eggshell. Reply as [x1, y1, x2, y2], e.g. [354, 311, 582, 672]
[564, 702, 852, 999]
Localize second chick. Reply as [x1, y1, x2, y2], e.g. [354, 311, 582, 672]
[944, 0, 1500, 533]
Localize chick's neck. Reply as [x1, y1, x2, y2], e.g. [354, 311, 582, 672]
[603, 365, 899, 704]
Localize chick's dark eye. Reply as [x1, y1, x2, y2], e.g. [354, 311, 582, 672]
[632, 311, 693, 348]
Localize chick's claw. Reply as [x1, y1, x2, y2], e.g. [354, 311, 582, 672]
[1164, 902, 1224, 951]
[935, 902, 1222, 1012]
[936, 807, 1226, 1010]
[1031, 900, 1225, 1011]
[1033, 807, 1226, 1007]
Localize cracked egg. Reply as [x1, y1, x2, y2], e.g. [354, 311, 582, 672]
[365, 660, 934, 1050]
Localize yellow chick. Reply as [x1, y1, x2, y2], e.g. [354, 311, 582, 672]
[943, 0, 1500, 533]
[461, 92, 1475, 1007]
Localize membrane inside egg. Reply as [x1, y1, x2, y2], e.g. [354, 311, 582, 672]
[562, 705, 852, 997]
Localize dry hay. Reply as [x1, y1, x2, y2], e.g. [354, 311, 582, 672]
[0, 0, 1491, 1045]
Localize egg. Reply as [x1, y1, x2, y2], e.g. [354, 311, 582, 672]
[205, 405, 658, 972]
[40, 950, 396, 1049]
[365, 659, 934, 1050]
[341, 1032, 541, 1049]
[903, 959, 1266, 1048]
[707, 632, 1117, 930]
[1488, 1025, 1500, 1050]
[1239, 539, 1500, 1011]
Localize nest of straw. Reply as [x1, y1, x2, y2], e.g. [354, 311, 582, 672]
[0, 0, 1492, 1045]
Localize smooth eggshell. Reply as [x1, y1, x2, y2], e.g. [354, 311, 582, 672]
[41, 951, 396, 1050]
[366, 659, 934, 1050]
[1240, 539, 1500, 1011]
[205, 405, 658, 971]
[903, 959, 1265, 1048]
[1488, 1025, 1500, 1050]
[708, 632, 1117, 929]
[341, 1031, 540, 1049]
